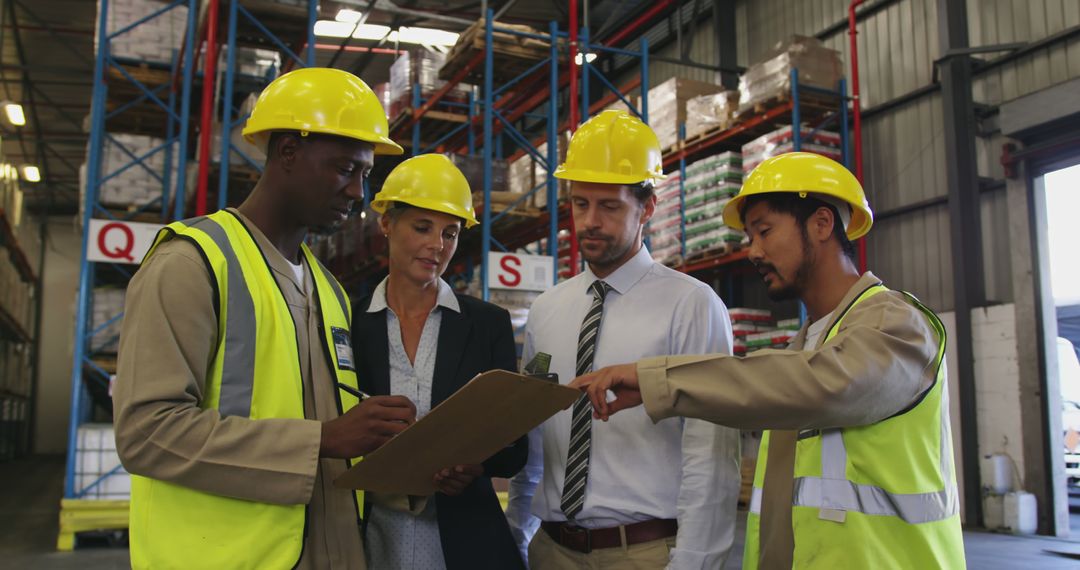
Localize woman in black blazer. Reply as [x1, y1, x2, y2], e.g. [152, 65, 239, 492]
[352, 155, 527, 570]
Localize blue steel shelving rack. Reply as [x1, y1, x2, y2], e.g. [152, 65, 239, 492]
[401, 11, 653, 299]
[216, 0, 318, 210]
[662, 68, 852, 321]
[62, 0, 198, 549]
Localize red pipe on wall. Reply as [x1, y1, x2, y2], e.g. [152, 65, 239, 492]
[194, 0, 220, 216]
[849, 0, 868, 272]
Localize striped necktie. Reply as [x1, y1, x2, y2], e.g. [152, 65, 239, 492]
[560, 279, 611, 521]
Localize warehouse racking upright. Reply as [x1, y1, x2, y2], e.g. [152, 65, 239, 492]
[62, 0, 318, 550]
[372, 10, 653, 300]
[61, 0, 199, 549]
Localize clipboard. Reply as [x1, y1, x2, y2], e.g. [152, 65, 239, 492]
[334, 370, 581, 495]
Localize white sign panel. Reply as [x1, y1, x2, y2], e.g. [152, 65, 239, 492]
[487, 252, 554, 292]
[88, 219, 164, 265]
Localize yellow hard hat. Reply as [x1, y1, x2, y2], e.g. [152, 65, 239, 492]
[723, 152, 873, 239]
[554, 110, 666, 185]
[242, 67, 404, 155]
[371, 154, 479, 228]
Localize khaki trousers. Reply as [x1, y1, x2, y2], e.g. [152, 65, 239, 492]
[527, 525, 676, 570]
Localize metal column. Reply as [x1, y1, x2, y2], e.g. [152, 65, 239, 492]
[937, 0, 984, 527]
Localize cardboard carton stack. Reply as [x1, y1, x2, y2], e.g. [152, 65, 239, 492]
[0, 255, 33, 336]
[388, 49, 471, 120]
[90, 287, 126, 354]
[95, 0, 188, 63]
[737, 35, 843, 115]
[645, 78, 726, 150]
[728, 308, 775, 356]
[219, 46, 281, 79]
[685, 91, 740, 141]
[82, 133, 169, 209]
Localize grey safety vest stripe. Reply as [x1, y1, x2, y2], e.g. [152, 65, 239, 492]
[750, 291, 959, 525]
[175, 215, 258, 418]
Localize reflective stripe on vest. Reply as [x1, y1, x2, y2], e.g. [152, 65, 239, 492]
[130, 210, 362, 570]
[787, 288, 958, 524]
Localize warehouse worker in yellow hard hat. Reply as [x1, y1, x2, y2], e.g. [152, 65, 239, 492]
[113, 68, 415, 570]
[571, 152, 967, 569]
[506, 109, 742, 569]
[351, 154, 528, 569]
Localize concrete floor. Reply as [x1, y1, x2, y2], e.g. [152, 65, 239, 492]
[4, 455, 1080, 569]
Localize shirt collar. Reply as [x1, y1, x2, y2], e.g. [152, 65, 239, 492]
[367, 277, 461, 314]
[582, 244, 653, 296]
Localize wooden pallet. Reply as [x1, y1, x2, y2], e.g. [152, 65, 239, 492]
[736, 88, 839, 120]
[439, 20, 554, 84]
[57, 499, 129, 551]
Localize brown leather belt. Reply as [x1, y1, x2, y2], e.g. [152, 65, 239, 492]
[541, 519, 678, 554]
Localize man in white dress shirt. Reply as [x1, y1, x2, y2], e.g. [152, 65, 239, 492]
[506, 110, 741, 569]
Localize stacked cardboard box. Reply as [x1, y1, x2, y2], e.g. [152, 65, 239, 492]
[646, 171, 683, 265]
[738, 35, 843, 115]
[0, 260, 33, 336]
[645, 78, 726, 150]
[83, 133, 169, 209]
[91, 288, 126, 354]
[95, 0, 188, 63]
[683, 152, 744, 258]
[685, 91, 740, 141]
[0, 343, 31, 397]
[741, 125, 842, 174]
[219, 46, 280, 79]
[388, 49, 471, 120]
[74, 423, 131, 500]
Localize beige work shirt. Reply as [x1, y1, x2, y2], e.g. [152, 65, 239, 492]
[637, 272, 940, 570]
[113, 208, 365, 569]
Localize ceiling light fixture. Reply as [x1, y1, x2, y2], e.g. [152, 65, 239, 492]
[335, 8, 363, 23]
[3, 102, 25, 127]
[574, 52, 597, 65]
[21, 165, 40, 183]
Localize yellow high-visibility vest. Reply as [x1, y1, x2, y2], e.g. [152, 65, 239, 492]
[744, 284, 965, 569]
[129, 210, 363, 570]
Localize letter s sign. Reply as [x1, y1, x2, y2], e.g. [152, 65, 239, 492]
[498, 255, 522, 287]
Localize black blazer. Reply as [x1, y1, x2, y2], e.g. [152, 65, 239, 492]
[353, 292, 528, 570]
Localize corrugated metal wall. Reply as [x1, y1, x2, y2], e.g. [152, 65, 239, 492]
[617, 0, 1080, 311]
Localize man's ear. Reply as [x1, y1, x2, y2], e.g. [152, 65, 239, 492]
[809, 206, 836, 243]
[273, 134, 300, 170]
[640, 193, 657, 225]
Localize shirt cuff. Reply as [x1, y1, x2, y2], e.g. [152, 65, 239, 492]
[638, 356, 676, 423]
[667, 547, 720, 570]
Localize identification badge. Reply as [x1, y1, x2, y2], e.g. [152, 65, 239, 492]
[331, 326, 355, 371]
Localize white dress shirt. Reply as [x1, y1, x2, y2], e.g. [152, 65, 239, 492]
[506, 246, 741, 570]
[365, 277, 460, 570]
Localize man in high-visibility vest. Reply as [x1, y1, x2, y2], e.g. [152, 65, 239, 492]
[571, 152, 966, 569]
[113, 68, 418, 570]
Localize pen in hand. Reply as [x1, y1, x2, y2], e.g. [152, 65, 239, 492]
[337, 382, 372, 400]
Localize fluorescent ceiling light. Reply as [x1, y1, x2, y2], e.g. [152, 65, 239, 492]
[574, 52, 597, 65]
[314, 20, 391, 40]
[335, 8, 363, 23]
[21, 165, 40, 183]
[4, 103, 25, 126]
[392, 27, 459, 46]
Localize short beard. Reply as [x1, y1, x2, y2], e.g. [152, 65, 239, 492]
[765, 229, 815, 301]
[310, 220, 345, 236]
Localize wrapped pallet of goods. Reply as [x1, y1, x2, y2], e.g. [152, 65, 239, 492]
[644, 78, 726, 151]
[684, 91, 740, 142]
[728, 307, 775, 356]
[681, 152, 744, 259]
[646, 171, 683, 266]
[531, 132, 572, 210]
[439, 19, 558, 84]
[741, 125, 842, 174]
[74, 424, 131, 500]
[737, 35, 843, 116]
[81, 133, 169, 210]
[90, 288, 126, 354]
[94, 0, 187, 63]
[388, 49, 471, 120]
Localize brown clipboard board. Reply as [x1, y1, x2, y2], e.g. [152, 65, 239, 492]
[334, 370, 581, 495]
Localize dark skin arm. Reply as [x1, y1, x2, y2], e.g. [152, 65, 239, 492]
[320, 395, 417, 458]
